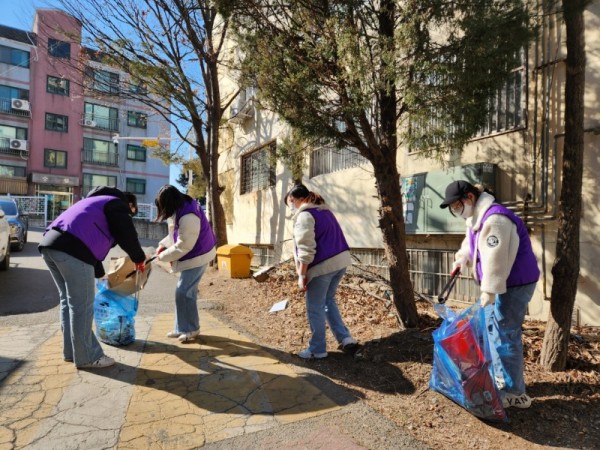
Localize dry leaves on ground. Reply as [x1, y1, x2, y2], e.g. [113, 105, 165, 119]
[199, 263, 600, 450]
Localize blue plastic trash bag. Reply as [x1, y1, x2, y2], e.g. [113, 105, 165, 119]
[429, 302, 507, 422]
[94, 280, 138, 346]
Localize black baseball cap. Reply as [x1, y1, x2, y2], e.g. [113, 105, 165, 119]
[440, 180, 478, 208]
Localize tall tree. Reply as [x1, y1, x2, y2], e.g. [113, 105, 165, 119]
[56, 0, 232, 246]
[230, 0, 530, 327]
[540, 0, 590, 371]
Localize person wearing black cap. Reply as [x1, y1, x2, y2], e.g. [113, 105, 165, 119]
[440, 180, 540, 409]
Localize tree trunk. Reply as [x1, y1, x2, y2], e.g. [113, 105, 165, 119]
[540, 0, 586, 371]
[372, 156, 419, 329]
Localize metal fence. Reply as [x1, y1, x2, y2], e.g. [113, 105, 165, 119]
[10, 195, 156, 226]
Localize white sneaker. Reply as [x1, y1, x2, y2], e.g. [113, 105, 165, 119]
[77, 355, 115, 369]
[297, 349, 328, 359]
[502, 393, 532, 409]
[166, 331, 182, 338]
[178, 330, 199, 342]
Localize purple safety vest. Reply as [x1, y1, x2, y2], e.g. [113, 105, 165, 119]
[48, 195, 116, 261]
[301, 208, 350, 269]
[468, 204, 540, 287]
[173, 200, 216, 261]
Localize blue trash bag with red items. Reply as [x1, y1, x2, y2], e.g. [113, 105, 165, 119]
[429, 302, 507, 422]
[93, 280, 138, 346]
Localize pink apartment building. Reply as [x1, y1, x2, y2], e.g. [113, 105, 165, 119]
[0, 9, 170, 222]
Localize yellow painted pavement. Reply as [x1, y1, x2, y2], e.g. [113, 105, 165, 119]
[118, 312, 340, 449]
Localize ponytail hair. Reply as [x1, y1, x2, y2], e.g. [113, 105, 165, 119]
[285, 184, 325, 205]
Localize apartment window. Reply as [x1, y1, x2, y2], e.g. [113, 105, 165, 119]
[48, 38, 70, 59]
[84, 102, 119, 131]
[86, 67, 120, 95]
[310, 144, 368, 177]
[127, 144, 146, 161]
[0, 164, 26, 177]
[83, 138, 118, 165]
[0, 45, 30, 68]
[477, 65, 526, 136]
[82, 173, 117, 197]
[129, 80, 147, 94]
[240, 143, 275, 194]
[126, 178, 146, 194]
[47, 76, 70, 96]
[127, 111, 147, 128]
[45, 113, 69, 132]
[0, 84, 29, 101]
[0, 125, 27, 140]
[44, 149, 68, 168]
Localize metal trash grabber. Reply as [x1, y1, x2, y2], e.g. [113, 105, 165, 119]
[125, 255, 157, 279]
[437, 267, 460, 304]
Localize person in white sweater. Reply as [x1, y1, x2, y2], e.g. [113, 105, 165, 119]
[441, 180, 540, 409]
[154, 185, 217, 342]
[286, 184, 358, 359]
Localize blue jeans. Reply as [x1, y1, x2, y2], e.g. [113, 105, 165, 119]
[305, 267, 352, 354]
[40, 248, 105, 366]
[173, 264, 207, 333]
[484, 282, 536, 395]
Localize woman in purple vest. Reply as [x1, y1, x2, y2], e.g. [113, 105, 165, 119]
[39, 186, 146, 369]
[286, 184, 358, 359]
[440, 180, 540, 409]
[154, 185, 217, 342]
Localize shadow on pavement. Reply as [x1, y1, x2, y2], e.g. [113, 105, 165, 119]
[92, 333, 366, 417]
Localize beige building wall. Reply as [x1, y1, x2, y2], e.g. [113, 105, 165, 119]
[217, 5, 600, 326]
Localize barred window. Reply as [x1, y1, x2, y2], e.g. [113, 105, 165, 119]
[476, 65, 525, 137]
[310, 143, 367, 177]
[240, 143, 275, 194]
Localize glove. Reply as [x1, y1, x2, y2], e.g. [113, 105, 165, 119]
[156, 246, 166, 255]
[480, 292, 496, 307]
[452, 257, 468, 274]
[297, 275, 307, 291]
[135, 262, 146, 273]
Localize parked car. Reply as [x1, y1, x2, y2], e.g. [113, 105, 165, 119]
[0, 197, 28, 252]
[0, 207, 10, 270]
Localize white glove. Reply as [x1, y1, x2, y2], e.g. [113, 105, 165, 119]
[480, 292, 496, 307]
[452, 257, 468, 274]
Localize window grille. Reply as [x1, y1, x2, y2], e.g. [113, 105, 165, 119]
[240, 143, 275, 194]
[310, 143, 368, 177]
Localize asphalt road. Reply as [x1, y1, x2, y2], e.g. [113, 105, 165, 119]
[0, 228, 174, 328]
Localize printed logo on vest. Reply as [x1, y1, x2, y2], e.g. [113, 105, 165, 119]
[487, 235, 499, 247]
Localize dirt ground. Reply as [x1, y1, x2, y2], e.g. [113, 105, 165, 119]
[198, 263, 599, 450]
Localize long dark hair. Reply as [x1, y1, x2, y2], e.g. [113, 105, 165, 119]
[154, 185, 193, 221]
[285, 184, 325, 206]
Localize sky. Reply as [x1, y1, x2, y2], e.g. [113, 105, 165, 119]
[0, 0, 184, 188]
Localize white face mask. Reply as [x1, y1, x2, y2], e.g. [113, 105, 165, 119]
[460, 202, 474, 219]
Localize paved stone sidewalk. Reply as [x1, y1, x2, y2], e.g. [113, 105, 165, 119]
[0, 304, 427, 450]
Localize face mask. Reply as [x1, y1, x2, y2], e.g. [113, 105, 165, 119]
[289, 204, 297, 214]
[460, 202, 474, 219]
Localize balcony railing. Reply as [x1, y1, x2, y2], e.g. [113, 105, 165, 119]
[0, 137, 27, 156]
[81, 114, 119, 132]
[0, 97, 31, 118]
[82, 149, 118, 166]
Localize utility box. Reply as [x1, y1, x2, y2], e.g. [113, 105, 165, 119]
[216, 244, 253, 278]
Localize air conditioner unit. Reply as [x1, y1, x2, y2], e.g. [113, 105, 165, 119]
[229, 102, 254, 124]
[82, 118, 97, 127]
[11, 98, 30, 111]
[9, 139, 28, 150]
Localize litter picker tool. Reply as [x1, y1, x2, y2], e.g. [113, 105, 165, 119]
[437, 267, 460, 304]
[125, 255, 157, 279]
